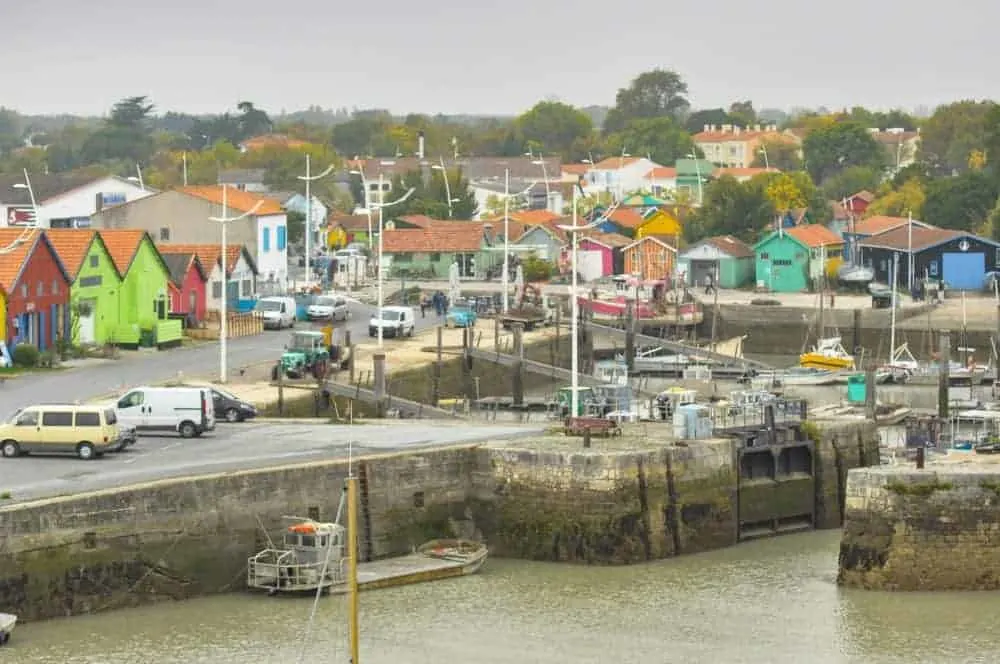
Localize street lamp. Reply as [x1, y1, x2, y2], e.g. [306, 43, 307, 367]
[12, 168, 40, 225]
[208, 185, 263, 383]
[348, 167, 375, 252]
[686, 152, 704, 206]
[499, 169, 538, 313]
[297, 154, 335, 283]
[371, 178, 417, 347]
[528, 155, 552, 212]
[556, 193, 620, 419]
[431, 158, 461, 218]
[616, 148, 632, 202]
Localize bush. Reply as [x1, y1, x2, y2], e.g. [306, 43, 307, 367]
[522, 256, 553, 282]
[37, 350, 58, 368]
[12, 343, 40, 368]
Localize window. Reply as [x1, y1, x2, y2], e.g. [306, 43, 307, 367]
[212, 281, 223, 298]
[262, 228, 271, 252]
[89, 254, 99, 268]
[159, 227, 170, 241]
[929, 261, 938, 277]
[430, 252, 441, 262]
[75, 412, 100, 427]
[52, 280, 59, 295]
[117, 391, 144, 408]
[277, 225, 287, 251]
[104, 409, 117, 425]
[41, 411, 73, 426]
[772, 259, 793, 267]
[36, 281, 44, 296]
[20, 283, 27, 297]
[241, 279, 252, 296]
[15, 410, 38, 426]
[395, 254, 412, 263]
[760, 252, 769, 260]
[996, 248, 1000, 265]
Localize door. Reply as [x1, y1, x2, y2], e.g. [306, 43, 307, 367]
[78, 299, 96, 344]
[690, 260, 717, 288]
[188, 290, 197, 318]
[12, 409, 42, 452]
[116, 390, 148, 430]
[942, 252, 986, 290]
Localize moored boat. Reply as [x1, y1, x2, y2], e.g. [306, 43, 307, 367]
[0, 613, 15, 646]
[800, 337, 855, 371]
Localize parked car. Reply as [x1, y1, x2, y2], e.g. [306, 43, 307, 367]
[307, 294, 349, 322]
[446, 299, 478, 328]
[116, 386, 216, 438]
[210, 387, 258, 423]
[257, 296, 297, 329]
[0, 404, 123, 460]
[369, 306, 416, 338]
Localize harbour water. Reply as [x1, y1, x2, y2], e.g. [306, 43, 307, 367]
[12, 531, 1000, 663]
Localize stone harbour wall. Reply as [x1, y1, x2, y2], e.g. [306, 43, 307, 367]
[838, 466, 1000, 591]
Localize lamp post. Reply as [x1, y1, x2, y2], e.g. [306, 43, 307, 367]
[557, 196, 620, 418]
[686, 152, 704, 206]
[297, 154, 336, 284]
[349, 166, 375, 252]
[528, 154, 552, 212]
[371, 180, 417, 347]
[208, 186, 262, 383]
[500, 171, 538, 313]
[616, 147, 631, 202]
[12, 168, 40, 225]
[431, 158, 461, 219]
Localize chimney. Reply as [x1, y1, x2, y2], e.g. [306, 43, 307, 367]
[417, 131, 425, 159]
[703, 124, 710, 132]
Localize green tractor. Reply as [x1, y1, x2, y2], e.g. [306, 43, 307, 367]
[272, 330, 331, 380]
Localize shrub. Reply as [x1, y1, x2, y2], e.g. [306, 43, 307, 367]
[12, 343, 39, 368]
[37, 350, 58, 368]
[522, 255, 554, 282]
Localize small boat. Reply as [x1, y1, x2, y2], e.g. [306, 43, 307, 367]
[800, 337, 855, 371]
[839, 263, 875, 284]
[0, 613, 15, 646]
[777, 367, 842, 386]
[248, 518, 487, 595]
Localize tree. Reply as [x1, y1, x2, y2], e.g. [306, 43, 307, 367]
[749, 139, 803, 171]
[426, 167, 478, 219]
[802, 121, 885, 183]
[81, 95, 156, 167]
[919, 100, 997, 175]
[685, 175, 774, 243]
[330, 111, 393, 157]
[684, 108, 730, 134]
[922, 170, 1000, 231]
[514, 101, 593, 157]
[864, 178, 926, 219]
[236, 101, 273, 139]
[728, 101, 756, 127]
[286, 210, 305, 246]
[603, 69, 690, 133]
[843, 106, 918, 131]
[985, 103, 1000, 182]
[604, 117, 694, 166]
[821, 166, 882, 200]
[751, 170, 830, 225]
[988, 197, 1000, 242]
[763, 173, 807, 212]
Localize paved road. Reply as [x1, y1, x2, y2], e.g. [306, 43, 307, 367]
[0, 300, 443, 413]
[0, 421, 544, 503]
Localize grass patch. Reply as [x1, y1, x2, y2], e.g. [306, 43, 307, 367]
[0, 491, 11, 500]
[799, 421, 821, 444]
[886, 479, 954, 497]
[979, 480, 1000, 497]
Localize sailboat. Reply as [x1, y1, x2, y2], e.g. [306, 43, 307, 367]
[878, 254, 911, 383]
[800, 249, 856, 371]
[836, 199, 874, 285]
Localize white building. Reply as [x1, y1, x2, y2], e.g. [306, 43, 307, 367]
[584, 157, 662, 197]
[0, 174, 153, 229]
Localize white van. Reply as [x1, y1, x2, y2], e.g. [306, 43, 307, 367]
[257, 296, 296, 329]
[116, 386, 216, 438]
[368, 306, 416, 338]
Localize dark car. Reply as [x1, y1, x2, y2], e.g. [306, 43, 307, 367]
[211, 387, 258, 423]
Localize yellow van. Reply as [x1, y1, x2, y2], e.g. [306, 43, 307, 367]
[0, 404, 121, 460]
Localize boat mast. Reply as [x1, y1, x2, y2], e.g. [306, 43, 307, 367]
[347, 471, 360, 663]
[890, 252, 898, 363]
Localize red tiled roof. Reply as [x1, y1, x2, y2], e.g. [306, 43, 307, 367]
[0, 229, 38, 293]
[179, 185, 284, 216]
[606, 207, 645, 229]
[43, 228, 97, 279]
[158, 243, 247, 276]
[859, 226, 962, 252]
[853, 215, 934, 236]
[561, 164, 591, 176]
[644, 167, 677, 180]
[97, 229, 148, 275]
[785, 224, 843, 248]
[591, 156, 643, 170]
[382, 224, 487, 253]
[509, 209, 561, 224]
[850, 190, 876, 203]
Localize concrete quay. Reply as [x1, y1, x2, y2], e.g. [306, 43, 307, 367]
[0, 416, 879, 621]
[839, 453, 1000, 591]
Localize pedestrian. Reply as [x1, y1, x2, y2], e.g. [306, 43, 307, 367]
[703, 273, 714, 295]
[419, 293, 427, 318]
[434, 291, 444, 317]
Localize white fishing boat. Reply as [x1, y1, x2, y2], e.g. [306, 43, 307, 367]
[889, 343, 987, 385]
[0, 613, 15, 646]
[754, 366, 842, 387]
[838, 263, 874, 285]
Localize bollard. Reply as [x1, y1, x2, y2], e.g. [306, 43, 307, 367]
[511, 323, 524, 408]
[373, 352, 387, 418]
[916, 445, 925, 469]
[583, 427, 592, 449]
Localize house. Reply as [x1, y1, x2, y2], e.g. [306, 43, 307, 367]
[583, 157, 661, 197]
[91, 186, 288, 290]
[327, 214, 373, 247]
[158, 244, 258, 313]
[161, 253, 208, 323]
[560, 163, 592, 182]
[842, 215, 935, 263]
[380, 221, 500, 279]
[677, 236, 755, 289]
[579, 231, 630, 277]
[0, 174, 154, 229]
[754, 225, 844, 292]
[859, 225, 1000, 291]
[643, 167, 678, 197]
[845, 190, 875, 216]
[867, 129, 921, 172]
[218, 169, 269, 193]
[281, 192, 328, 249]
[636, 208, 683, 241]
[43, 228, 124, 345]
[98, 230, 181, 347]
[0, 229, 71, 351]
[674, 159, 715, 205]
[514, 223, 567, 262]
[692, 124, 802, 169]
[469, 180, 557, 218]
[623, 235, 677, 281]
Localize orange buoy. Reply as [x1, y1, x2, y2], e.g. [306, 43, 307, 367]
[289, 523, 317, 534]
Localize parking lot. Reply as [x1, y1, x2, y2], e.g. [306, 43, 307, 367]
[0, 421, 543, 503]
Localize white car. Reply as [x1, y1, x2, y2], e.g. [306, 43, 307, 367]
[307, 295, 349, 322]
[368, 306, 415, 338]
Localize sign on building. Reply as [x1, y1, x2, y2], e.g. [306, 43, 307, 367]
[6, 207, 34, 226]
[100, 192, 127, 206]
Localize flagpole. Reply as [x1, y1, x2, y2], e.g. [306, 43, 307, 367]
[907, 210, 913, 292]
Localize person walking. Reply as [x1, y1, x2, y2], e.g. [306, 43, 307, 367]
[703, 273, 715, 295]
[419, 293, 428, 318]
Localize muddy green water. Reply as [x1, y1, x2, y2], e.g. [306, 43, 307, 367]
[11, 531, 999, 663]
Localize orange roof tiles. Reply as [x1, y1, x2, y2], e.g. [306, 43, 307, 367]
[509, 209, 561, 224]
[561, 164, 592, 176]
[381, 221, 494, 253]
[0, 228, 38, 293]
[606, 207, 645, 229]
[96, 229, 147, 275]
[179, 185, 284, 216]
[591, 156, 643, 170]
[43, 228, 97, 279]
[645, 167, 677, 180]
[786, 224, 843, 248]
[158, 243, 244, 276]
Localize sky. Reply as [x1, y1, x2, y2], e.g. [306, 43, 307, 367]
[3, 0, 999, 118]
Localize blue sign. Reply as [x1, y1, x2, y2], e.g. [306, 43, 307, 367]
[71, 217, 91, 228]
[101, 192, 126, 206]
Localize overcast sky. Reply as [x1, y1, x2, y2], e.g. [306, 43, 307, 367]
[3, 0, 997, 118]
